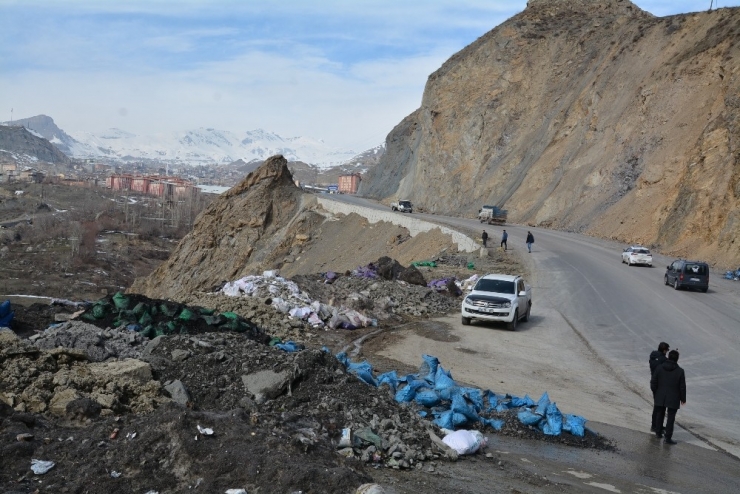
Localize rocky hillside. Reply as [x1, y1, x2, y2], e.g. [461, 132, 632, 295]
[0, 125, 71, 164]
[360, 0, 740, 268]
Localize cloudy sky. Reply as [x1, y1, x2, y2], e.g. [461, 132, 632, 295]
[0, 0, 735, 151]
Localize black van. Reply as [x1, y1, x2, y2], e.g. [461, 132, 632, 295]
[664, 260, 709, 292]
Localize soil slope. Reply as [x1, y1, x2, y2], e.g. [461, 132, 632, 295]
[360, 0, 740, 268]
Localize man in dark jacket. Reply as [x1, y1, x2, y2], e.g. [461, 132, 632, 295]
[482, 230, 488, 247]
[651, 350, 686, 444]
[649, 342, 670, 432]
[526, 231, 534, 253]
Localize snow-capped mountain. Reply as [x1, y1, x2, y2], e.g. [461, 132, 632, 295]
[1, 115, 366, 169]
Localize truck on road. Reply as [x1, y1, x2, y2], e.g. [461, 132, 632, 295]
[461, 274, 532, 331]
[391, 200, 413, 213]
[478, 205, 507, 224]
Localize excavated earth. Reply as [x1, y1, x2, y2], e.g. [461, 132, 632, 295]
[1, 158, 612, 493]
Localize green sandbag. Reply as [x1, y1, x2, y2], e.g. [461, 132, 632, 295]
[132, 302, 148, 316]
[178, 308, 194, 321]
[202, 314, 225, 326]
[467, 261, 475, 270]
[198, 307, 215, 315]
[160, 303, 178, 317]
[138, 311, 153, 327]
[149, 305, 158, 317]
[112, 292, 130, 310]
[141, 326, 155, 338]
[221, 312, 239, 320]
[91, 303, 108, 319]
[411, 261, 437, 268]
[166, 321, 177, 333]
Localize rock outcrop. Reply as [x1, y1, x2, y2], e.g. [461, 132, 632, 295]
[0, 125, 71, 164]
[360, 0, 740, 267]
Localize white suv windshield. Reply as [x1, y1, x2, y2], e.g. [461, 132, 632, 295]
[475, 279, 515, 294]
[635, 249, 651, 254]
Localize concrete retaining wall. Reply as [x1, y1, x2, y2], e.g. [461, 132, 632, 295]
[317, 197, 478, 253]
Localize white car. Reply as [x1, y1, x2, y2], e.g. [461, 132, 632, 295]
[461, 274, 532, 331]
[622, 246, 653, 267]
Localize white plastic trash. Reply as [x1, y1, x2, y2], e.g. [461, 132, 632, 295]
[30, 459, 55, 474]
[225, 490, 247, 494]
[356, 483, 386, 494]
[197, 425, 214, 435]
[442, 430, 487, 455]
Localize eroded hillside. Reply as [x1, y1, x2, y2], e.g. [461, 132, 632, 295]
[360, 0, 740, 267]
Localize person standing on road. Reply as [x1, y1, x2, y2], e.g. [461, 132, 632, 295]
[651, 350, 686, 444]
[501, 230, 508, 251]
[482, 230, 488, 247]
[649, 342, 670, 432]
[526, 231, 534, 253]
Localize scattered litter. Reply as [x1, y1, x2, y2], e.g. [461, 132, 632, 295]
[110, 428, 120, 440]
[197, 425, 214, 436]
[225, 489, 247, 494]
[110, 470, 122, 478]
[0, 299, 15, 328]
[30, 459, 55, 475]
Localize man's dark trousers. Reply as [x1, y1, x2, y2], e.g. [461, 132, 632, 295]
[654, 406, 678, 438]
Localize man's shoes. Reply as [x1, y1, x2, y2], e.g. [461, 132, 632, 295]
[650, 426, 656, 432]
[655, 432, 663, 439]
[665, 438, 677, 445]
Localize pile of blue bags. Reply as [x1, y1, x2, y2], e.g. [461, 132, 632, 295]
[0, 300, 14, 328]
[334, 352, 588, 437]
[724, 269, 740, 281]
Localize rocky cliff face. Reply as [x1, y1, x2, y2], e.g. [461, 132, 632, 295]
[360, 0, 740, 267]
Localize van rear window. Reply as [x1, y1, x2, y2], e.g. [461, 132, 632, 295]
[684, 264, 707, 275]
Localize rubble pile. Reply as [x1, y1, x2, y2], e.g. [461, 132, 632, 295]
[32, 320, 149, 362]
[0, 329, 166, 416]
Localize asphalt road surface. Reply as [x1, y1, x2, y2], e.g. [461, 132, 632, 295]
[324, 194, 740, 460]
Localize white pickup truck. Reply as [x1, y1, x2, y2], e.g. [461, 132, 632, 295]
[461, 274, 532, 331]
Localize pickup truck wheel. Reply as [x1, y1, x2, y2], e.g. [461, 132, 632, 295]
[461, 316, 471, 326]
[507, 310, 518, 331]
[522, 304, 531, 322]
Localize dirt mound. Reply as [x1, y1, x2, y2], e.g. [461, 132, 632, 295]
[32, 320, 149, 362]
[130, 155, 311, 300]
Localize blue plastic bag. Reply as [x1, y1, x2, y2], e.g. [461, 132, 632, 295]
[481, 417, 504, 431]
[451, 392, 480, 422]
[484, 390, 499, 411]
[517, 409, 543, 426]
[535, 392, 550, 416]
[377, 370, 400, 393]
[275, 341, 304, 353]
[415, 389, 442, 407]
[0, 300, 13, 328]
[433, 410, 454, 429]
[461, 387, 484, 412]
[510, 394, 535, 408]
[434, 366, 456, 391]
[395, 379, 426, 402]
[543, 403, 563, 436]
[563, 414, 587, 437]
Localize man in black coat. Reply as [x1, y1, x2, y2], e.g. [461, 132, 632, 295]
[651, 350, 686, 444]
[649, 341, 670, 432]
[482, 230, 488, 247]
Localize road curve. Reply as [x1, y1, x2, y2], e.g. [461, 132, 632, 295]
[323, 193, 740, 457]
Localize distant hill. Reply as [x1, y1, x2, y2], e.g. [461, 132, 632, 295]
[0, 115, 79, 155]
[0, 125, 71, 165]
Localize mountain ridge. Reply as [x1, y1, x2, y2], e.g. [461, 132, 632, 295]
[2, 115, 372, 169]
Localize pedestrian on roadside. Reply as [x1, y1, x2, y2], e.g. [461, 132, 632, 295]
[649, 341, 670, 432]
[526, 231, 534, 253]
[651, 349, 686, 444]
[501, 230, 508, 251]
[482, 230, 488, 247]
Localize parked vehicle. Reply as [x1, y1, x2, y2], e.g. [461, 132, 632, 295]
[478, 205, 507, 225]
[390, 200, 413, 213]
[622, 246, 653, 267]
[665, 260, 709, 292]
[461, 274, 532, 331]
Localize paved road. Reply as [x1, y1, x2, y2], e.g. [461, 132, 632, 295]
[324, 194, 740, 458]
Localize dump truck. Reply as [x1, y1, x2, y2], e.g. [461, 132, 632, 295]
[478, 205, 507, 224]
